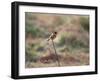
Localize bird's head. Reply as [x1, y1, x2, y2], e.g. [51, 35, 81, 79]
[54, 31, 57, 34]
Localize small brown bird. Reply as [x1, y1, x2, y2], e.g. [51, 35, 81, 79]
[47, 32, 57, 41]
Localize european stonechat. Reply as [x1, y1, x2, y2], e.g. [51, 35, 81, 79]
[47, 32, 57, 41]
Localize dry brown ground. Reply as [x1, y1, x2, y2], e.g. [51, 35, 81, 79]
[25, 52, 89, 68]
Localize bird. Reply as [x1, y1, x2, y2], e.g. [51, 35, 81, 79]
[47, 31, 57, 41]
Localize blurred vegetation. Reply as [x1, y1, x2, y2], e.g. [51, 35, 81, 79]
[25, 46, 38, 62]
[80, 17, 89, 32]
[25, 26, 44, 37]
[58, 36, 66, 46]
[25, 12, 89, 68]
[58, 35, 89, 53]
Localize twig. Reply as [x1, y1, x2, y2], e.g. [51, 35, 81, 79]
[51, 39, 60, 66]
[46, 42, 52, 54]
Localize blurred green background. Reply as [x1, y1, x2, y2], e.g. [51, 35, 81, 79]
[25, 12, 89, 68]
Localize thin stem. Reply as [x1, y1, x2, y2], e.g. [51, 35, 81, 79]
[46, 42, 52, 54]
[51, 39, 60, 66]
